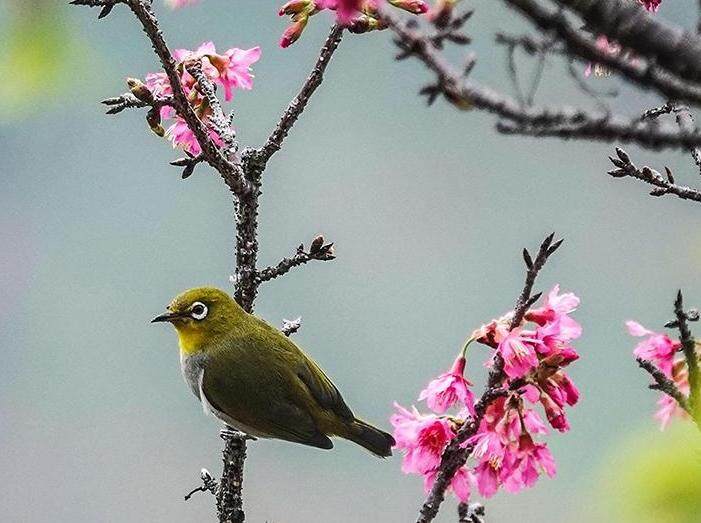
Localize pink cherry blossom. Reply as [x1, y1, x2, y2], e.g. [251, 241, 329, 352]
[526, 285, 580, 325]
[502, 435, 556, 493]
[418, 356, 475, 415]
[496, 328, 541, 379]
[165, 117, 223, 155]
[145, 72, 175, 119]
[164, 0, 198, 8]
[473, 456, 502, 498]
[655, 362, 689, 430]
[390, 403, 454, 474]
[217, 47, 261, 100]
[423, 466, 472, 502]
[626, 320, 680, 377]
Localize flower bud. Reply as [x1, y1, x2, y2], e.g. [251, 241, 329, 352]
[146, 107, 165, 137]
[127, 77, 154, 104]
[347, 14, 383, 34]
[390, 0, 429, 14]
[279, 0, 313, 16]
[279, 17, 309, 48]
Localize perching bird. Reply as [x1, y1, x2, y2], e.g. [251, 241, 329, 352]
[152, 287, 395, 457]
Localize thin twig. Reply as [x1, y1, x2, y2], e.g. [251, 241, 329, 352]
[636, 357, 689, 413]
[257, 236, 335, 284]
[381, 6, 701, 150]
[608, 147, 701, 203]
[256, 25, 344, 164]
[674, 291, 700, 416]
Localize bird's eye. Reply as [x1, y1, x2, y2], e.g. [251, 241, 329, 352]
[190, 302, 208, 321]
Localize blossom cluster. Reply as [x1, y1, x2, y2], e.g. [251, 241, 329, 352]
[140, 42, 260, 155]
[278, 0, 429, 48]
[626, 321, 689, 429]
[391, 285, 581, 503]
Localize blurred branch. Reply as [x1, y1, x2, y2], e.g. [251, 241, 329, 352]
[380, 6, 701, 150]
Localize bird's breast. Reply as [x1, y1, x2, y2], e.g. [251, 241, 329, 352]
[180, 351, 208, 399]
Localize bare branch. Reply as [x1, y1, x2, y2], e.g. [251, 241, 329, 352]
[641, 102, 675, 121]
[257, 236, 335, 284]
[184, 468, 218, 501]
[256, 25, 344, 164]
[636, 358, 689, 413]
[216, 428, 248, 523]
[608, 148, 701, 203]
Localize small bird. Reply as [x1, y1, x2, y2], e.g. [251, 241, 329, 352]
[152, 287, 395, 457]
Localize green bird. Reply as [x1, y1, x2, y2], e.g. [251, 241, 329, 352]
[152, 287, 395, 457]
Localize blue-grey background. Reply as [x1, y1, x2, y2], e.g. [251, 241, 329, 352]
[1, 1, 700, 521]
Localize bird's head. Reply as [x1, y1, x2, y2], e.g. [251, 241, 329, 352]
[152, 287, 244, 355]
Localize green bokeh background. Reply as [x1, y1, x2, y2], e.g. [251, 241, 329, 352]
[2, 1, 700, 521]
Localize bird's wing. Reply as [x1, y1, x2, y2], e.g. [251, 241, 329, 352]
[202, 317, 354, 443]
[251, 316, 354, 421]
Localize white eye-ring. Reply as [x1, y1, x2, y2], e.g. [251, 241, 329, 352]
[190, 302, 208, 321]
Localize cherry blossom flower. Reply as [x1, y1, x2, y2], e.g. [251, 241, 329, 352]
[393, 284, 580, 501]
[164, 116, 223, 155]
[418, 355, 475, 415]
[423, 466, 473, 502]
[655, 361, 689, 430]
[165, 0, 198, 8]
[390, 403, 454, 474]
[496, 328, 541, 379]
[140, 42, 259, 153]
[626, 320, 680, 377]
[278, 0, 428, 48]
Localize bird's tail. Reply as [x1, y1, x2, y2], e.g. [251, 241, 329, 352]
[345, 418, 395, 458]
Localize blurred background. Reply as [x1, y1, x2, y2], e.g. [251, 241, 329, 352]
[2, 1, 700, 521]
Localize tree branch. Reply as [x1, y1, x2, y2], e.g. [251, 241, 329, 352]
[123, 0, 249, 195]
[553, 0, 701, 85]
[256, 236, 335, 284]
[256, 25, 344, 165]
[380, 6, 701, 150]
[608, 147, 701, 203]
[674, 291, 700, 416]
[636, 357, 689, 413]
[503, 0, 701, 105]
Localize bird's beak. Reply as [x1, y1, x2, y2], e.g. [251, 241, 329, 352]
[151, 311, 184, 323]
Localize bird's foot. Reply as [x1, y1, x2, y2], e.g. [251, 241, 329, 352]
[220, 426, 257, 441]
